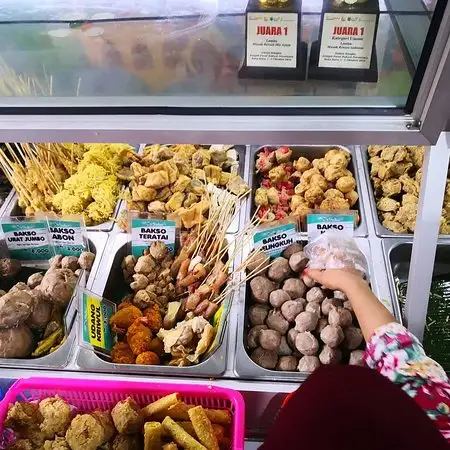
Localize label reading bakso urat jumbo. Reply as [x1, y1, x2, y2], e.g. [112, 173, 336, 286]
[1, 220, 53, 260]
[131, 218, 176, 257]
[253, 223, 298, 258]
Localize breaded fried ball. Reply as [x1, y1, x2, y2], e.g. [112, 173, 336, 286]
[136, 351, 160, 365]
[336, 176, 356, 193]
[324, 165, 346, 182]
[304, 186, 324, 205]
[310, 174, 327, 191]
[111, 397, 144, 434]
[320, 197, 350, 211]
[111, 342, 136, 365]
[324, 189, 344, 199]
[300, 168, 320, 184]
[294, 157, 311, 172]
[39, 396, 72, 439]
[345, 190, 359, 207]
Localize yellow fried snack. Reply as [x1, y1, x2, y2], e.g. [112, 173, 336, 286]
[153, 403, 232, 426]
[144, 422, 162, 450]
[163, 443, 178, 450]
[162, 417, 206, 450]
[141, 393, 180, 419]
[188, 406, 219, 450]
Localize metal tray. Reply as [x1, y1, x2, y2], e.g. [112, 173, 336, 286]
[360, 145, 448, 239]
[234, 238, 390, 382]
[382, 238, 450, 321]
[136, 144, 249, 235]
[75, 232, 229, 377]
[247, 145, 368, 237]
[0, 231, 107, 370]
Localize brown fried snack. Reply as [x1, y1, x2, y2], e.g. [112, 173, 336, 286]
[136, 351, 160, 365]
[43, 437, 70, 449]
[110, 305, 143, 332]
[148, 337, 164, 356]
[127, 318, 153, 356]
[39, 396, 72, 439]
[7, 439, 33, 450]
[111, 342, 136, 365]
[112, 434, 142, 450]
[91, 410, 115, 443]
[5, 402, 42, 429]
[143, 304, 163, 334]
[144, 422, 163, 450]
[111, 398, 144, 435]
[162, 417, 206, 450]
[188, 406, 219, 450]
[65, 414, 105, 450]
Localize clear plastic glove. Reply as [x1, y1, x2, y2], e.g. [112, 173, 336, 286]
[304, 232, 368, 276]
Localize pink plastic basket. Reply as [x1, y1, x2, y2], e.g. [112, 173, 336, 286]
[0, 377, 245, 449]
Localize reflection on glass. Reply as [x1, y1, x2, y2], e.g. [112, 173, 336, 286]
[0, 0, 440, 110]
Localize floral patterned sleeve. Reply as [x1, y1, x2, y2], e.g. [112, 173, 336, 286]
[364, 322, 450, 441]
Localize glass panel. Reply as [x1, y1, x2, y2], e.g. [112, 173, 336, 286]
[0, 0, 443, 112]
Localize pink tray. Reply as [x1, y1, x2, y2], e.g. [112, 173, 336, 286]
[0, 377, 245, 449]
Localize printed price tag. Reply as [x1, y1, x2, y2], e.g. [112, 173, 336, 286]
[131, 218, 176, 257]
[246, 12, 298, 68]
[318, 13, 377, 69]
[80, 290, 116, 355]
[253, 223, 298, 258]
[307, 214, 355, 240]
[1, 220, 53, 261]
[47, 218, 86, 256]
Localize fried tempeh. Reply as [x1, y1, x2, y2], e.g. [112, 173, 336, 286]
[162, 417, 207, 450]
[144, 422, 163, 450]
[141, 393, 180, 419]
[188, 406, 219, 450]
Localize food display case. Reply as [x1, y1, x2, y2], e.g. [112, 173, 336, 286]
[0, 0, 449, 446]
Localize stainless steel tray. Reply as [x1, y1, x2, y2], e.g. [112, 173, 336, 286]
[75, 232, 229, 377]
[0, 231, 108, 370]
[247, 145, 368, 237]
[360, 145, 448, 239]
[234, 238, 391, 382]
[382, 238, 450, 322]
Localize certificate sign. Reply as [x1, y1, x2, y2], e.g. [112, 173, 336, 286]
[318, 12, 377, 69]
[246, 12, 298, 68]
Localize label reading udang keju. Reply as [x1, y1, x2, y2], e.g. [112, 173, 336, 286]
[81, 291, 115, 354]
[253, 223, 297, 258]
[246, 12, 298, 68]
[307, 214, 354, 240]
[131, 218, 176, 257]
[1, 221, 53, 260]
[318, 13, 377, 69]
[48, 219, 86, 256]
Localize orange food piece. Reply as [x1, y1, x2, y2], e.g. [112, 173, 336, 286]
[143, 304, 163, 333]
[111, 342, 136, 364]
[127, 318, 152, 356]
[110, 304, 143, 329]
[136, 351, 160, 365]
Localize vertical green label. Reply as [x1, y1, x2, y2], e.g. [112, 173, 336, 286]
[253, 223, 297, 258]
[48, 219, 86, 256]
[1, 221, 53, 260]
[81, 291, 116, 354]
[131, 218, 176, 257]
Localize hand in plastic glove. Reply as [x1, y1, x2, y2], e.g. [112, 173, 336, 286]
[305, 268, 396, 341]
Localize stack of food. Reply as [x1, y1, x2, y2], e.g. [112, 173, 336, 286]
[0, 143, 138, 226]
[110, 189, 247, 367]
[0, 252, 95, 359]
[254, 147, 359, 222]
[4, 392, 232, 449]
[368, 145, 450, 233]
[120, 144, 248, 230]
[245, 243, 364, 372]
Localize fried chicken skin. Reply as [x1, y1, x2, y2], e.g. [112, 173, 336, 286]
[111, 342, 136, 365]
[127, 318, 152, 356]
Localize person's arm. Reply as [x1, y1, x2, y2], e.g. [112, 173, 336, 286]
[305, 268, 396, 341]
[306, 268, 450, 440]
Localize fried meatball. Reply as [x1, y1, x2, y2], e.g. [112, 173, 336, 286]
[310, 174, 328, 191]
[39, 396, 72, 439]
[345, 190, 359, 207]
[43, 437, 70, 449]
[294, 157, 311, 172]
[324, 165, 346, 182]
[324, 189, 344, 199]
[320, 197, 350, 211]
[136, 351, 160, 365]
[5, 402, 42, 429]
[336, 176, 356, 194]
[304, 186, 324, 205]
[111, 397, 144, 435]
[65, 414, 105, 450]
[377, 197, 400, 212]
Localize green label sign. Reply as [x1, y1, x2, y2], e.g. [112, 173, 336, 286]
[253, 223, 297, 258]
[48, 219, 86, 256]
[307, 214, 354, 240]
[131, 218, 176, 257]
[1, 221, 53, 260]
[81, 291, 116, 354]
